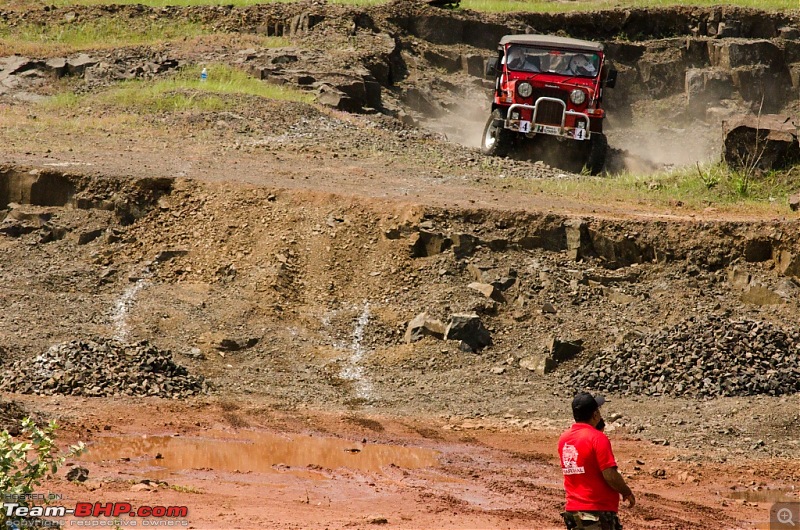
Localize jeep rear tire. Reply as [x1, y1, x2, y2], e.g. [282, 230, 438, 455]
[587, 132, 608, 175]
[481, 109, 513, 157]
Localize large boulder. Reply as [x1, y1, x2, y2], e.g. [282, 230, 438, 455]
[708, 40, 784, 70]
[445, 313, 491, 352]
[519, 354, 557, 375]
[317, 85, 361, 113]
[409, 230, 450, 257]
[774, 250, 800, 278]
[722, 114, 800, 171]
[637, 47, 685, 98]
[547, 337, 584, 362]
[315, 74, 381, 112]
[404, 312, 446, 343]
[790, 192, 800, 212]
[468, 282, 505, 302]
[66, 53, 98, 76]
[423, 49, 461, 73]
[685, 68, 734, 106]
[731, 65, 790, 111]
[461, 54, 485, 78]
[564, 218, 590, 261]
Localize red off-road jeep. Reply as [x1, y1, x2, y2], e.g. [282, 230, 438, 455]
[482, 35, 617, 175]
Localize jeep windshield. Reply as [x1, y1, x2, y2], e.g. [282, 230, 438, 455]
[505, 46, 600, 78]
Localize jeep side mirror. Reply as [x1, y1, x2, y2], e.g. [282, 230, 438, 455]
[605, 68, 618, 89]
[485, 57, 499, 79]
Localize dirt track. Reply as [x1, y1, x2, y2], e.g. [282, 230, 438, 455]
[1, 2, 800, 529]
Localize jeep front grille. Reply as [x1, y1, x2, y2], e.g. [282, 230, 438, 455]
[532, 88, 567, 126]
[535, 100, 564, 126]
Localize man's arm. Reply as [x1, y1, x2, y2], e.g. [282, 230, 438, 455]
[601, 467, 635, 508]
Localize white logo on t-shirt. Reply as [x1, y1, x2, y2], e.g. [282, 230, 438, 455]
[561, 443, 585, 475]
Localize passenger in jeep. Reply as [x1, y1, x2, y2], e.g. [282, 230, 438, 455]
[569, 53, 598, 76]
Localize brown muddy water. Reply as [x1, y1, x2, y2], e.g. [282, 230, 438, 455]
[82, 430, 440, 478]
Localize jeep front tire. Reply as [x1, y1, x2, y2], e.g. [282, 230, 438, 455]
[481, 109, 513, 157]
[587, 132, 608, 175]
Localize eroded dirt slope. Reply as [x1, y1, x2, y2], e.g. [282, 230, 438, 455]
[1, 3, 800, 530]
[1, 164, 799, 526]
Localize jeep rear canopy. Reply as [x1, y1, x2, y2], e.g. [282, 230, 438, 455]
[498, 35, 604, 53]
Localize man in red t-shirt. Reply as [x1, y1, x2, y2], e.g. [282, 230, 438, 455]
[557, 392, 635, 530]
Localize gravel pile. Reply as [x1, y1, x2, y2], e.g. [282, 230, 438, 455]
[0, 338, 208, 398]
[568, 316, 800, 398]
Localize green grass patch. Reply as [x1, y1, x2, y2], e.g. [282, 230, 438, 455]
[0, 18, 291, 56]
[501, 162, 795, 213]
[27, 0, 384, 5]
[0, 19, 216, 56]
[43, 64, 314, 114]
[643, 162, 795, 205]
[45, 90, 82, 109]
[44, 0, 283, 5]
[15, 0, 796, 11]
[458, 0, 796, 13]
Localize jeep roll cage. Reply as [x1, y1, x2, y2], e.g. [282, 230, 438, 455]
[498, 35, 604, 53]
[487, 35, 617, 88]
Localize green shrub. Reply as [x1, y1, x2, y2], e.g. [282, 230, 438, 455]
[0, 418, 85, 527]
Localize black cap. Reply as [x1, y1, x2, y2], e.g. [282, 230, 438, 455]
[572, 392, 606, 421]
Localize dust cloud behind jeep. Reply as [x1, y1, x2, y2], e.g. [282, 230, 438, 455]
[482, 35, 617, 175]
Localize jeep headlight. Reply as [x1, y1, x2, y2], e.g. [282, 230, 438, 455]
[570, 89, 586, 105]
[517, 82, 533, 98]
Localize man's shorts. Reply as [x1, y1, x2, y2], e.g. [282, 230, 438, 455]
[560, 511, 622, 530]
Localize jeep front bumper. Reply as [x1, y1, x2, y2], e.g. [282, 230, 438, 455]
[504, 99, 592, 141]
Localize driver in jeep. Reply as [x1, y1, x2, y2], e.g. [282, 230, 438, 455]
[507, 46, 525, 69]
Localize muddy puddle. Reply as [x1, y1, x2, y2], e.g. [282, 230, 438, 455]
[727, 489, 799, 530]
[82, 430, 440, 479]
[727, 488, 798, 503]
